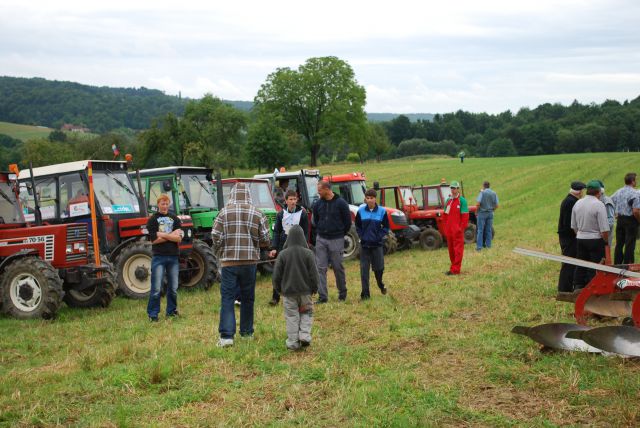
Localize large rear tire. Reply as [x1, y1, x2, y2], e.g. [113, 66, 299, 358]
[115, 242, 153, 299]
[179, 239, 217, 290]
[0, 257, 63, 319]
[383, 231, 398, 255]
[419, 229, 443, 251]
[63, 256, 117, 308]
[343, 225, 361, 261]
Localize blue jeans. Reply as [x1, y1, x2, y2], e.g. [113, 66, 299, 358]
[147, 255, 179, 318]
[219, 264, 257, 339]
[476, 211, 494, 250]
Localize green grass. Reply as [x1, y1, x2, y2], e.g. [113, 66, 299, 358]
[0, 121, 53, 141]
[3, 153, 640, 426]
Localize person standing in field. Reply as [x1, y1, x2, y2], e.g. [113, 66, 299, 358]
[443, 181, 469, 275]
[611, 173, 640, 264]
[355, 188, 389, 300]
[557, 181, 585, 292]
[312, 180, 352, 303]
[597, 180, 615, 249]
[571, 180, 609, 290]
[146, 194, 183, 322]
[272, 225, 318, 350]
[212, 183, 271, 348]
[475, 181, 499, 251]
[268, 189, 309, 306]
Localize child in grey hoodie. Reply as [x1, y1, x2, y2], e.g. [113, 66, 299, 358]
[272, 225, 319, 350]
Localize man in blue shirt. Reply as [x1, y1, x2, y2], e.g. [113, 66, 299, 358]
[475, 181, 499, 251]
[355, 189, 390, 300]
[611, 173, 640, 264]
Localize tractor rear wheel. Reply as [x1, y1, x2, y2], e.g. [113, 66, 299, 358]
[179, 239, 217, 290]
[116, 242, 153, 299]
[343, 225, 361, 260]
[464, 224, 477, 244]
[63, 256, 116, 308]
[383, 231, 398, 255]
[419, 229, 443, 251]
[0, 257, 63, 319]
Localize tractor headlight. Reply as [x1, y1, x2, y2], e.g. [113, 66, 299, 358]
[74, 242, 86, 252]
[187, 229, 192, 238]
[66, 244, 73, 254]
[391, 211, 406, 219]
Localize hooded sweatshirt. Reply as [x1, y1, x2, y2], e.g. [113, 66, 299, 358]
[272, 225, 319, 297]
[211, 182, 271, 266]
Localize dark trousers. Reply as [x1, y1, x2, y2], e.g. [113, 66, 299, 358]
[614, 215, 638, 264]
[360, 246, 385, 298]
[573, 238, 605, 290]
[558, 234, 577, 292]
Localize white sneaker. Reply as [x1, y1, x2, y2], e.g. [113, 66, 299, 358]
[234, 300, 241, 306]
[217, 338, 234, 348]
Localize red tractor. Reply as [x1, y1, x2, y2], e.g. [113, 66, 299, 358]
[1, 169, 115, 319]
[324, 172, 420, 253]
[19, 160, 197, 299]
[377, 181, 480, 250]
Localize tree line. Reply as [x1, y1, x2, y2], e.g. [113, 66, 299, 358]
[2, 60, 640, 172]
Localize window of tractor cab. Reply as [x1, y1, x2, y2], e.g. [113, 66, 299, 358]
[381, 188, 398, 209]
[427, 188, 442, 208]
[350, 182, 366, 206]
[400, 187, 415, 206]
[220, 182, 274, 209]
[147, 178, 176, 214]
[59, 173, 89, 218]
[0, 179, 22, 223]
[305, 176, 320, 205]
[20, 177, 57, 221]
[92, 170, 140, 215]
[182, 174, 216, 209]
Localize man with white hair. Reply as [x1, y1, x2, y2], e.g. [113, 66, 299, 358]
[557, 181, 585, 292]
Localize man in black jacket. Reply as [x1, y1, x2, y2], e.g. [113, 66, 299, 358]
[557, 181, 585, 292]
[268, 190, 309, 305]
[312, 181, 352, 303]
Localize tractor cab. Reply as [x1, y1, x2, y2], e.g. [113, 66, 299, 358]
[134, 166, 218, 242]
[253, 169, 320, 211]
[0, 172, 24, 225]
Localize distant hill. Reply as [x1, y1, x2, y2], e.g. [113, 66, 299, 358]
[367, 113, 434, 122]
[0, 121, 53, 142]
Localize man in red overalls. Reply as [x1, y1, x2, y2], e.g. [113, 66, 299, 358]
[443, 181, 469, 275]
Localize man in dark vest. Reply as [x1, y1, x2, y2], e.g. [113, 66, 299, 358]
[557, 181, 585, 292]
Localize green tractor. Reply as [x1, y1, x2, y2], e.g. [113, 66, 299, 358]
[133, 167, 219, 289]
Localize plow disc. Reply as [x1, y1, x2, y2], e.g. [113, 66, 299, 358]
[511, 323, 601, 352]
[566, 326, 640, 357]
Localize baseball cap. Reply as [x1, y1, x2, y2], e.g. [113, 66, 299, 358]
[450, 180, 460, 188]
[570, 181, 586, 191]
[586, 180, 602, 190]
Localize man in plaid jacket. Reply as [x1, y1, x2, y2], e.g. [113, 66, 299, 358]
[212, 183, 271, 348]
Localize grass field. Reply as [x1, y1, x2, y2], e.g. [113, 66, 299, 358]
[0, 121, 53, 142]
[2, 153, 640, 427]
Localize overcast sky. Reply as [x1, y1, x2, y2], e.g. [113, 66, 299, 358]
[1, 0, 639, 114]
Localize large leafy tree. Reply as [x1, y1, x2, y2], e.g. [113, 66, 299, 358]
[254, 56, 367, 166]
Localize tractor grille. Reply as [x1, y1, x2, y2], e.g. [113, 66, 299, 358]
[66, 253, 87, 262]
[393, 216, 409, 226]
[66, 224, 88, 242]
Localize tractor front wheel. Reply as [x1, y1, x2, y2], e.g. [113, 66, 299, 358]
[0, 257, 63, 319]
[179, 239, 217, 290]
[64, 256, 117, 308]
[116, 242, 153, 299]
[383, 231, 398, 255]
[464, 224, 477, 244]
[419, 229, 443, 251]
[343, 225, 361, 260]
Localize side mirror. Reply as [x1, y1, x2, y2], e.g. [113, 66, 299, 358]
[163, 179, 172, 192]
[373, 181, 380, 190]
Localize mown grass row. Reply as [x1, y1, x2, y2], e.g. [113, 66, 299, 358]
[2, 153, 640, 426]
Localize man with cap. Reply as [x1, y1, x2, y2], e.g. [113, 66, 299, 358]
[611, 173, 640, 264]
[443, 181, 469, 275]
[571, 180, 609, 290]
[557, 181, 585, 292]
[475, 181, 499, 251]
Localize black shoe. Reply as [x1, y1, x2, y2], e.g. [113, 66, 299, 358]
[445, 271, 453, 276]
[360, 295, 370, 301]
[268, 299, 279, 306]
[149, 316, 159, 322]
[300, 340, 310, 347]
[380, 286, 387, 295]
[338, 296, 347, 302]
[167, 311, 180, 318]
[316, 299, 328, 304]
